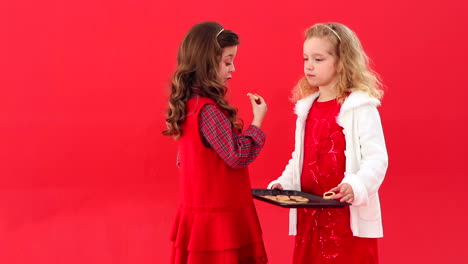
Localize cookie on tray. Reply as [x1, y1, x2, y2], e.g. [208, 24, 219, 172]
[290, 196, 309, 202]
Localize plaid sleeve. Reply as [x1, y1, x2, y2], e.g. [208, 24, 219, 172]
[199, 104, 266, 169]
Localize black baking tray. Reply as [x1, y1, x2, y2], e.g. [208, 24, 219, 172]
[252, 189, 349, 208]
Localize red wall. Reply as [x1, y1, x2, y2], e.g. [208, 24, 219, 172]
[1, 0, 468, 263]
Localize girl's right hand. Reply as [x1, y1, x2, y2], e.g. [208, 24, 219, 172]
[247, 93, 267, 128]
[270, 183, 284, 190]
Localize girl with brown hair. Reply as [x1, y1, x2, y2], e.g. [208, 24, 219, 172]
[164, 21, 268, 264]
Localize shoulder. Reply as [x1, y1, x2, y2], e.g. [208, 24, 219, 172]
[341, 91, 381, 114]
[200, 103, 221, 115]
[294, 92, 319, 117]
[199, 103, 229, 124]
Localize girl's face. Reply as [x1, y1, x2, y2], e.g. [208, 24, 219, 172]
[303, 37, 339, 89]
[217, 45, 237, 84]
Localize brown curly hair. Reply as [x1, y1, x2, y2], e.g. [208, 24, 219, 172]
[163, 22, 241, 139]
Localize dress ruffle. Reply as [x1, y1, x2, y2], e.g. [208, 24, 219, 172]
[170, 203, 264, 252]
[170, 242, 268, 264]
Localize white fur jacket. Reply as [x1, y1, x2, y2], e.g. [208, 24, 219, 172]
[268, 91, 388, 238]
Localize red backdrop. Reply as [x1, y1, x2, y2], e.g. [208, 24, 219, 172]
[1, 0, 468, 263]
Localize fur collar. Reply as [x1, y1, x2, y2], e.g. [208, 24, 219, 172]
[294, 92, 319, 121]
[294, 90, 381, 120]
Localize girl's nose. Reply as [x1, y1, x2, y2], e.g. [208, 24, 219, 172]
[231, 63, 236, 73]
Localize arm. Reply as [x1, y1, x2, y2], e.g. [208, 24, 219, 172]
[341, 105, 388, 206]
[199, 104, 265, 169]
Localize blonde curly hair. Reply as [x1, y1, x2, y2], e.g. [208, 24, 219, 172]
[292, 22, 384, 103]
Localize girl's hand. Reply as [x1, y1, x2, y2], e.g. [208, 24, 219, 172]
[327, 183, 354, 203]
[270, 183, 284, 190]
[247, 93, 267, 128]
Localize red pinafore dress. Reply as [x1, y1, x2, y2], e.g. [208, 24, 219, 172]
[170, 97, 268, 264]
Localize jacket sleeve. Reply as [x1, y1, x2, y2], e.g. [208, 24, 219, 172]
[267, 149, 297, 190]
[342, 105, 388, 206]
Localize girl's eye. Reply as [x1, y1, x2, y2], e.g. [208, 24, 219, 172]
[314, 58, 323, 62]
[225, 62, 232, 66]
[303, 58, 308, 61]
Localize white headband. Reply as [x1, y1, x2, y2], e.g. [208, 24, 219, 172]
[320, 24, 341, 41]
[216, 28, 224, 37]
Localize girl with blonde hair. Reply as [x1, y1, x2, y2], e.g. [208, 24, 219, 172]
[269, 22, 388, 264]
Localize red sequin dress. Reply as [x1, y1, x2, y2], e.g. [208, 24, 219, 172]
[293, 99, 378, 264]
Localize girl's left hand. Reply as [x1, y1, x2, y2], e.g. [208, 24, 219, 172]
[327, 183, 354, 203]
